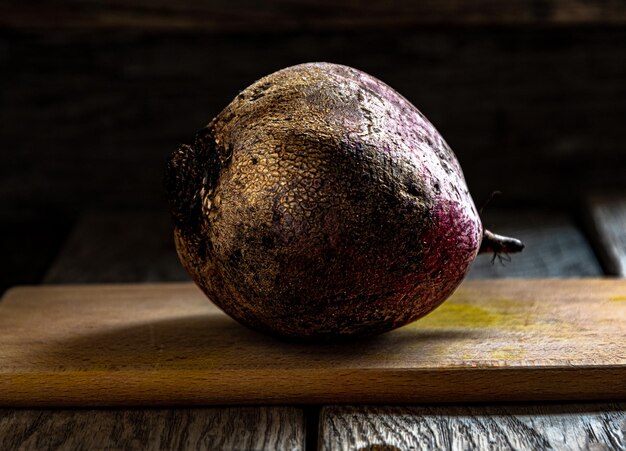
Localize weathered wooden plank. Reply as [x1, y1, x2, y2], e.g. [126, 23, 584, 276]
[320, 405, 626, 451]
[1, 280, 625, 406]
[468, 210, 603, 278]
[44, 209, 187, 283]
[584, 194, 626, 276]
[0, 407, 305, 451]
[2, 0, 626, 33]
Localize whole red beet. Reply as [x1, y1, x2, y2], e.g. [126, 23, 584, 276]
[165, 62, 522, 340]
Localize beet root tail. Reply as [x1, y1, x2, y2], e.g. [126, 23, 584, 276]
[478, 229, 525, 255]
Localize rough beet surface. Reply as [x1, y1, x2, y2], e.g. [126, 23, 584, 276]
[165, 62, 521, 340]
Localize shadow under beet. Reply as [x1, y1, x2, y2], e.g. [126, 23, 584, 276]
[26, 312, 483, 372]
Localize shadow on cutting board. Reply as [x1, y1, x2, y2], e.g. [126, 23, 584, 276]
[25, 314, 481, 372]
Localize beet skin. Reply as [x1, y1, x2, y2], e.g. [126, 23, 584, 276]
[166, 62, 521, 340]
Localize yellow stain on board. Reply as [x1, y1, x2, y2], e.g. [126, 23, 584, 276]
[410, 295, 568, 333]
[409, 294, 584, 342]
[413, 303, 513, 329]
[491, 346, 526, 360]
[481, 298, 526, 309]
[449, 291, 530, 311]
[609, 295, 626, 302]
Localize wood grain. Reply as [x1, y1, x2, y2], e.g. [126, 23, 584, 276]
[0, 407, 305, 451]
[468, 210, 603, 278]
[585, 195, 626, 277]
[1, 280, 625, 406]
[2, 0, 626, 33]
[44, 209, 188, 283]
[320, 405, 626, 451]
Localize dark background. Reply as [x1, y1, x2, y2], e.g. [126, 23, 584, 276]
[1, 1, 625, 293]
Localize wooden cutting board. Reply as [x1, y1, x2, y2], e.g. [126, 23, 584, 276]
[1, 279, 625, 407]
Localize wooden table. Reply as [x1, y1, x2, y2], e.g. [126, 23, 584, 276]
[1, 197, 625, 450]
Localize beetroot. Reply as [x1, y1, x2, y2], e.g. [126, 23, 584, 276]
[165, 62, 523, 340]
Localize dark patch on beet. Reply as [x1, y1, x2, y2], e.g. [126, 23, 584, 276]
[261, 235, 275, 249]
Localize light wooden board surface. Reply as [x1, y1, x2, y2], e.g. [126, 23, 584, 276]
[468, 211, 603, 278]
[320, 404, 626, 451]
[0, 407, 304, 451]
[1, 279, 625, 406]
[585, 195, 626, 276]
